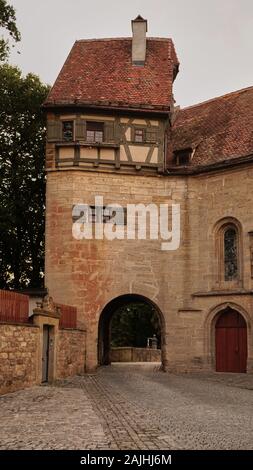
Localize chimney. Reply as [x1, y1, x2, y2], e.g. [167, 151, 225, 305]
[131, 15, 148, 66]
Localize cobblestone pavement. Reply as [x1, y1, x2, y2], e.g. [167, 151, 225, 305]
[0, 363, 253, 450]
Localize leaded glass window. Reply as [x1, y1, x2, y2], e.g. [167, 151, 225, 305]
[224, 227, 238, 281]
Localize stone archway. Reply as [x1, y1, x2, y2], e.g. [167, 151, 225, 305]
[97, 294, 165, 369]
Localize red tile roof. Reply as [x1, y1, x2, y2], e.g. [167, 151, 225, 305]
[45, 38, 179, 111]
[172, 86, 253, 166]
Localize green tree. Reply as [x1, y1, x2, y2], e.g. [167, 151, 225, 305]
[0, 0, 20, 61]
[111, 303, 161, 348]
[0, 64, 50, 289]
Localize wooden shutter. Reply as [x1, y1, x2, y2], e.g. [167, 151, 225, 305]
[47, 121, 62, 142]
[104, 121, 115, 142]
[75, 119, 86, 140]
[146, 128, 158, 143]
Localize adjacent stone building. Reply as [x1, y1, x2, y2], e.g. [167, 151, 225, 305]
[0, 291, 86, 394]
[43, 16, 253, 374]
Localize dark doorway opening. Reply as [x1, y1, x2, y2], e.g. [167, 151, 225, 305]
[98, 294, 164, 368]
[42, 325, 50, 382]
[215, 307, 247, 373]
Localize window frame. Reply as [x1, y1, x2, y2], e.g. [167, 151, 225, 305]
[224, 226, 239, 281]
[62, 120, 74, 142]
[86, 121, 104, 143]
[174, 148, 192, 166]
[134, 128, 145, 143]
[214, 218, 243, 289]
[86, 206, 127, 225]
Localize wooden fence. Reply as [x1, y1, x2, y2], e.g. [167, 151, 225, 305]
[0, 290, 29, 324]
[0, 290, 77, 328]
[57, 303, 77, 329]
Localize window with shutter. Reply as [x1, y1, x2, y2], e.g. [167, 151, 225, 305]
[104, 121, 115, 142]
[146, 129, 158, 143]
[75, 119, 86, 140]
[131, 126, 158, 143]
[134, 128, 145, 143]
[86, 122, 104, 142]
[47, 121, 62, 142]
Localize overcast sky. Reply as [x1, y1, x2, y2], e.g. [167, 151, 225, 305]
[7, 0, 253, 108]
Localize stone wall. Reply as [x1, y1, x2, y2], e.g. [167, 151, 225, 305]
[57, 328, 86, 378]
[0, 321, 86, 396]
[45, 165, 253, 374]
[110, 347, 161, 363]
[45, 170, 187, 371]
[0, 323, 39, 395]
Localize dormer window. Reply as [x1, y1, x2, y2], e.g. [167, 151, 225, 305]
[86, 122, 104, 143]
[174, 148, 192, 166]
[62, 121, 74, 141]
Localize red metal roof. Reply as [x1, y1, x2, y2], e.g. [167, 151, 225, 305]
[45, 38, 179, 111]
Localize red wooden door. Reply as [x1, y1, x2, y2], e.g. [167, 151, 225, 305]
[215, 309, 247, 373]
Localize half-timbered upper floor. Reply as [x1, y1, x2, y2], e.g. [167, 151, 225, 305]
[45, 110, 168, 174]
[44, 16, 179, 175]
[44, 16, 253, 177]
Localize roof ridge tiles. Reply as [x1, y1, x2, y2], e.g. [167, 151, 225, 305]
[180, 85, 253, 112]
[76, 37, 172, 43]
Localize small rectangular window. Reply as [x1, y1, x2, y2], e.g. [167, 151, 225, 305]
[86, 122, 104, 143]
[134, 128, 145, 143]
[89, 206, 127, 225]
[174, 149, 192, 166]
[72, 206, 127, 225]
[62, 121, 74, 141]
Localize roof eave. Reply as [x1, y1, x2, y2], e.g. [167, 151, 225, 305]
[42, 101, 171, 116]
[166, 152, 253, 175]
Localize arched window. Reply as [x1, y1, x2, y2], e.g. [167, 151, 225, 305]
[214, 218, 242, 287]
[224, 227, 238, 281]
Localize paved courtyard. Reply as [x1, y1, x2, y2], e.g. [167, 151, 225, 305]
[0, 363, 253, 450]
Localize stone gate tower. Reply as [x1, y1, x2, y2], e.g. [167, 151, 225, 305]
[44, 17, 253, 373]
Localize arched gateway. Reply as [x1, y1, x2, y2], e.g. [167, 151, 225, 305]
[98, 294, 165, 368]
[215, 307, 247, 373]
[44, 16, 253, 377]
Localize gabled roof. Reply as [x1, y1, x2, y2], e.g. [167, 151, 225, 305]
[172, 86, 253, 167]
[45, 38, 179, 112]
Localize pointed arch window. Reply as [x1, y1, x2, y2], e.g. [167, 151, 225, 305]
[215, 218, 242, 287]
[224, 227, 238, 281]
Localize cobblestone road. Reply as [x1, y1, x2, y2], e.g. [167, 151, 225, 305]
[0, 363, 253, 450]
